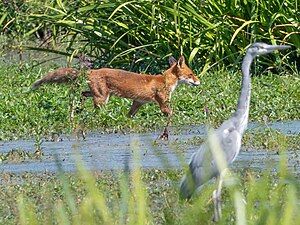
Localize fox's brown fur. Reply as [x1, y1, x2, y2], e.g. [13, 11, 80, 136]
[32, 56, 200, 117]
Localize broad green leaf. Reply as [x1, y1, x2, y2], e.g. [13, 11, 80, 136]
[0, 13, 7, 27]
[2, 18, 15, 30]
[108, 1, 136, 20]
[24, 25, 42, 37]
[56, 0, 66, 13]
[230, 20, 259, 45]
[188, 47, 200, 65]
[45, 5, 67, 15]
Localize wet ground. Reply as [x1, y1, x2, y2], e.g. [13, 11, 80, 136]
[0, 121, 299, 174]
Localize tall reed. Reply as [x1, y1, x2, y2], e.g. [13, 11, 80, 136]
[1, 0, 298, 71]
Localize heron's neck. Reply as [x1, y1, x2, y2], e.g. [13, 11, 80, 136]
[234, 53, 253, 134]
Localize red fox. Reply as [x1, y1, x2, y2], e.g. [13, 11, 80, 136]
[32, 56, 200, 117]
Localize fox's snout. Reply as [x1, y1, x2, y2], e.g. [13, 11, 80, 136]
[179, 78, 200, 86]
[190, 76, 200, 86]
[178, 74, 200, 86]
[191, 80, 200, 86]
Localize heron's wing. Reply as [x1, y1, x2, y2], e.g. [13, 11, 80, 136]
[190, 143, 218, 182]
[216, 119, 242, 164]
[190, 119, 243, 182]
[180, 120, 243, 199]
[180, 142, 217, 199]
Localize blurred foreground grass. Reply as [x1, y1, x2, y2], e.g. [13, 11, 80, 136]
[0, 157, 299, 225]
[0, 128, 299, 224]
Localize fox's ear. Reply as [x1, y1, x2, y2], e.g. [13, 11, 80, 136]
[177, 55, 185, 67]
[168, 56, 177, 66]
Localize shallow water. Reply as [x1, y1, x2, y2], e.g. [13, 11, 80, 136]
[0, 121, 299, 174]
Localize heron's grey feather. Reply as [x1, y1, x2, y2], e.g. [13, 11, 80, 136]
[179, 42, 290, 200]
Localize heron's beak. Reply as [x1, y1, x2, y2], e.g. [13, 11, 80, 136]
[268, 45, 291, 51]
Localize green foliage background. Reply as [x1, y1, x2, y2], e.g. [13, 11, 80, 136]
[1, 0, 299, 70]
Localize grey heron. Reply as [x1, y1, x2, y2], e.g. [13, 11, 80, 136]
[179, 42, 290, 221]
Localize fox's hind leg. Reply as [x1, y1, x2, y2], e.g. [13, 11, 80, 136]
[127, 100, 144, 117]
[88, 79, 110, 108]
[92, 91, 110, 108]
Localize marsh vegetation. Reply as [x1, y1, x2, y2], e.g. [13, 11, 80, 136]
[0, 0, 299, 224]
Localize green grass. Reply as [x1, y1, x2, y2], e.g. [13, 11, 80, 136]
[0, 63, 299, 140]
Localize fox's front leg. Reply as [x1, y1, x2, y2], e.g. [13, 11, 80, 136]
[127, 100, 145, 118]
[156, 93, 173, 141]
[156, 90, 173, 116]
[159, 105, 173, 141]
[160, 105, 173, 116]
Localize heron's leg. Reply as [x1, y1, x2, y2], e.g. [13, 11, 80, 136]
[213, 178, 223, 222]
[217, 178, 223, 219]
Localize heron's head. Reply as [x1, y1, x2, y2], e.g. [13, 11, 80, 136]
[247, 42, 290, 57]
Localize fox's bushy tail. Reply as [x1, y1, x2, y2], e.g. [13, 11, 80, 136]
[32, 67, 80, 90]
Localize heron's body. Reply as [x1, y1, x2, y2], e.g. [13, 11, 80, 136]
[180, 112, 244, 199]
[179, 43, 290, 219]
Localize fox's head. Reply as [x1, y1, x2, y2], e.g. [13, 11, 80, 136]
[169, 56, 200, 86]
